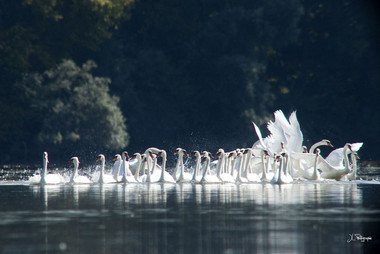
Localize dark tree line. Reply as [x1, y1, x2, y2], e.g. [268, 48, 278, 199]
[0, 0, 132, 162]
[0, 0, 378, 163]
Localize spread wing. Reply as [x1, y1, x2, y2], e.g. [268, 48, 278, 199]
[266, 119, 288, 155]
[325, 148, 345, 168]
[252, 122, 267, 150]
[287, 111, 303, 153]
[351, 142, 363, 152]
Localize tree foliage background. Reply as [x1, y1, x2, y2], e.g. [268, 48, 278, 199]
[0, 0, 378, 164]
[17, 59, 128, 158]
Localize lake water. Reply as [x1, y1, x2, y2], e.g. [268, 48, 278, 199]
[0, 180, 379, 254]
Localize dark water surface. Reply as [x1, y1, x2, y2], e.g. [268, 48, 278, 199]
[0, 181, 379, 253]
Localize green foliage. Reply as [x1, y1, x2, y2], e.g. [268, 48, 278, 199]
[18, 59, 129, 157]
[0, 0, 132, 162]
[0, 0, 133, 78]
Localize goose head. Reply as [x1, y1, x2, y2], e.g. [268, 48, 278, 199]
[122, 151, 129, 160]
[190, 150, 201, 160]
[201, 155, 210, 163]
[323, 140, 333, 148]
[201, 151, 213, 158]
[96, 154, 105, 163]
[228, 152, 236, 159]
[113, 154, 122, 162]
[243, 148, 255, 157]
[352, 152, 359, 160]
[141, 154, 147, 163]
[70, 156, 80, 166]
[157, 149, 167, 159]
[215, 149, 225, 158]
[344, 143, 353, 152]
[174, 148, 188, 157]
[43, 152, 49, 164]
[131, 153, 141, 160]
[261, 150, 269, 158]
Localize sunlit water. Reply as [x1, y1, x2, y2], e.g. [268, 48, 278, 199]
[0, 180, 379, 253]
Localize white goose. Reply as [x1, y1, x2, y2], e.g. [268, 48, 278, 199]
[112, 154, 121, 182]
[112, 154, 137, 183]
[139, 153, 152, 181]
[235, 152, 248, 183]
[260, 150, 274, 182]
[95, 154, 117, 184]
[319, 143, 353, 181]
[290, 153, 315, 177]
[200, 152, 221, 184]
[271, 154, 291, 184]
[229, 150, 239, 175]
[291, 139, 333, 176]
[215, 149, 235, 183]
[243, 149, 260, 182]
[156, 149, 176, 183]
[130, 153, 143, 182]
[325, 142, 363, 168]
[140, 148, 164, 183]
[143, 147, 162, 174]
[120, 151, 137, 183]
[230, 150, 240, 177]
[346, 152, 359, 181]
[140, 152, 160, 183]
[173, 148, 192, 182]
[281, 152, 293, 183]
[290, 139, 333, 178]
[128, 152, 141, 175]
[190, 150, 203, 183]
[302, 149, 321, 181]
[29, 152, 65, 185]
[112, 154, 123, 181]
[69, 157, 92, 184]
[138, 153, 155, 183]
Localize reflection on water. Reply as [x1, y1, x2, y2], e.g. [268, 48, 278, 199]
[0, 182, 379, 253]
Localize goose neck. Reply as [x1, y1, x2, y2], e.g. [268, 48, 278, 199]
[160, 154, 167, 180]
[135, 156, 142, 181]
[71, 162, 79, 182]
[201, 157, 210, 181]
[309, 141, 323, 153]
[261, 152, 266, 177]
[114, 158, 121, 180]
[216, 155, 224, 178]
[277, 157, 283, 181]
[312, 154, 319, 179]
[40, 158, 48, 184]
[343, 145, 351, 173]
[192, 156, 200, 181]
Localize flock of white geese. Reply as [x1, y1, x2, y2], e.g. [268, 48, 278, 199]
[29, 110, 363, 185]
